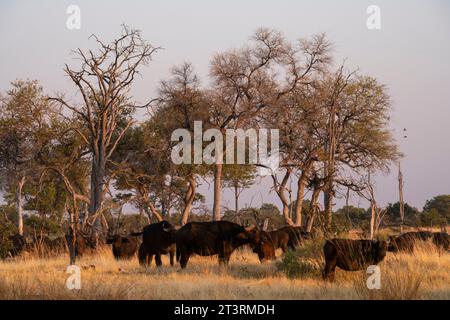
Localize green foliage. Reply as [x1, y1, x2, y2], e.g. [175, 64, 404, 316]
[423, 195, 450, 224]
[419, 209, 447, 227]
[24, 215, 62, 236]
[0, 217, 15, 259]
[167, 212, 212, 225]
[222, 203, 285, 229]
[106, 212, 150, 234]
[0, 205, 16, 225]
[276, 239, 324, 279]
[385, 202, 419, 223]
[222, 164, 255, 191]
[333, 205, 369, 231]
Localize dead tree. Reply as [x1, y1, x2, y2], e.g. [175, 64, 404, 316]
[398, 162, 405, 233]
[50, 26, 160, 244]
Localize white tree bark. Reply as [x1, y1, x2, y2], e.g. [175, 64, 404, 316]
[17, 176, 26, 236]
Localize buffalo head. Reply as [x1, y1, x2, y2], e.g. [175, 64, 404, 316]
[234, 225, 261, 246]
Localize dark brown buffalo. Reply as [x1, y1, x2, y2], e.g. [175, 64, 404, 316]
[176, 221, 259, 268]
[251, 226, 311, 262]
[138, 242, 147, 265]
[252, 232, 276, 262]
[388, 231, 434, 252]
[262, 227, 291, 253]
[288, 226, 311, 248]
[432, 232, 450, 250]
[322, 239, 388, 282]
[133, 221, 177, 267]
[106, 234, 138, 260]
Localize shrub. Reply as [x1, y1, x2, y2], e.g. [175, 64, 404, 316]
[0, 218, 15, 259]
[276, 238, 324, 279]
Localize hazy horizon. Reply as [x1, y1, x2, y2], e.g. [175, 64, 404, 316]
[1, 0, 450, 213]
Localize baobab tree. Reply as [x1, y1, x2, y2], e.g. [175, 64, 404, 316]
[50, 26, 160, 243]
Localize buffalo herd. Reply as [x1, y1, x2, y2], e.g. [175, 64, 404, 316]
[2, 232, 99, 259]
[2, 220, 449, 282]
[111, 221, 449, 280]
[104, 221, 311, 267]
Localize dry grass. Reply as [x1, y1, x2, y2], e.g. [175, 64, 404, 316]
[0, 242, 448, 300]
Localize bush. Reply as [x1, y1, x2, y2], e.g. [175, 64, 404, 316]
[0, 218, 15, 259]
[276, 239, 324, 279]
[25, 215, 62, 236]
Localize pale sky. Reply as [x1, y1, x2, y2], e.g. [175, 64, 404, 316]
[1, 0, 449, 212]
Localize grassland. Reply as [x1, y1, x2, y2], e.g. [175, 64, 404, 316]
[0, 239, 448, 300]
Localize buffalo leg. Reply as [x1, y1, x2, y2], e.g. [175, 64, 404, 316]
[169, 250, 175, 266]
[180, 252, 190, 269]
[218, 250, 231, 266]
[155, 253, 163, 267]
[138, 247, 147, 266]
[322, 258, 337, 282]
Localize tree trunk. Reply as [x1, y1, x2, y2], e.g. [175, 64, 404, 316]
[273, 171, 294, 226]
[139, 206, 150, 225]
[306, 185, 321, 233]
[89, 149, 106, 246]
[234, 184, 239, 216]
[67, 200, 77, 265]
[294, 173, 307, 226]
[17, 176, 26, 236]
[212, 163, 223, 221]
[398, 162, 405, 233]
[324, 96, 337, 231]
[324, 187, 333, 230]
[181, 175, 196, 225]
[143, 201, 163, 222]
[369, 200, 376, 239]
[282, 202, 293, 226]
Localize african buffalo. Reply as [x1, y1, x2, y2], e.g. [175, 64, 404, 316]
[388, 231, 434, 252]
[176, 221, 259, 268]
[106, 234, 138, 260]
[432, 232, 450, 251]
[252, 226, 311, 262]
[132, 221, 177, 267]
[288, 226, 311, 248]
[252, 232, 276, 262]
[322, 239, 388, 282]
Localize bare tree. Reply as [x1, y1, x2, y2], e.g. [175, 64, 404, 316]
[398, 162, 405, 233]
[211, 29, 331, 222]
[358, 171, 388, 239]
[50, 26, 160, 243]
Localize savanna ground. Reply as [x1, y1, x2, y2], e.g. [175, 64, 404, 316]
[0, 234, 449, 300]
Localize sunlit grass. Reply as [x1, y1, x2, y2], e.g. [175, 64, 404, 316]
[0, 241, 448, 300]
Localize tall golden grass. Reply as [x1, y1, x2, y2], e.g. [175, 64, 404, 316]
[0, 241, 448, 300]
